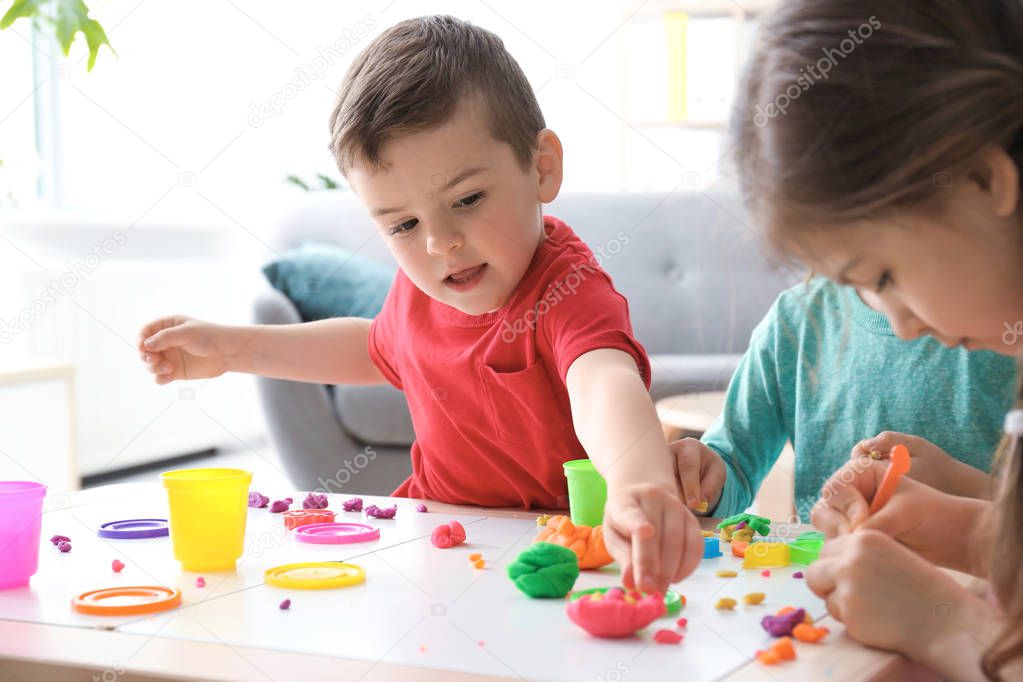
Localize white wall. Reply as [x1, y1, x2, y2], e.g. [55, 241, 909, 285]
[0, 215, 268, 477]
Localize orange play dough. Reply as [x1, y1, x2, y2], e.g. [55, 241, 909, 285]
[534, 515, 613, 569]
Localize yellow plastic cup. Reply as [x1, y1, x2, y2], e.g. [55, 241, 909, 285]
[160, 468, 252, 572]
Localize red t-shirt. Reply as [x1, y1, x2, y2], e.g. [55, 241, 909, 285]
[367, 215, 651, 508]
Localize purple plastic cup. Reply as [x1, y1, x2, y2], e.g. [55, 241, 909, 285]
[0, 481, 47, 589]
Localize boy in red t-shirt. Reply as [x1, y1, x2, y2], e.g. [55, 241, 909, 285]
[137, 15, 707, 592]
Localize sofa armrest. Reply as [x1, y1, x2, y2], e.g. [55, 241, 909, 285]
[251, 286, 410, 494]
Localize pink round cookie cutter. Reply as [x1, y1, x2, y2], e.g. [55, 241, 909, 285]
[293, 522, 380, 545]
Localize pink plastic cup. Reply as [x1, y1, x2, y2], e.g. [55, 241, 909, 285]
[0, 481, 47, 589]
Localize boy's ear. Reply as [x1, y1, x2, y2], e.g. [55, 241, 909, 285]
[535, 129, 563, 204]
[970, 145, 1020, 218]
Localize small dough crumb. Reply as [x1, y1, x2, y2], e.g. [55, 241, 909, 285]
[715, 570, 738, 578]
[743, 592, 766, 605]
[653, 629, 684, 644]
[715, 597, 737, 610]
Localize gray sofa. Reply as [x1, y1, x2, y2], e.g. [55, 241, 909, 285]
[253, 190, 796, 494]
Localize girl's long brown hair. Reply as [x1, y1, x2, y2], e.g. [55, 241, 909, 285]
[733, 1, 1023, 678]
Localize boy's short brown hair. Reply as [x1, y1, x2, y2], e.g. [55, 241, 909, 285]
[329, 15, 545, 173]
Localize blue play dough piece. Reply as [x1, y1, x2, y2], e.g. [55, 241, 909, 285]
[702, 536, 722, 559]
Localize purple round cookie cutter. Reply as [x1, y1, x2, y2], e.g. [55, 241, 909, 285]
[294, 522, 380, 545]
[97, 518, 169, 539]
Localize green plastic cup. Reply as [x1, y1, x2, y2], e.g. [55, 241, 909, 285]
[563, 459, 607, 527]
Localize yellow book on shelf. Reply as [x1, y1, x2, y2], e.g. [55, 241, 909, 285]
[665, 11, 688, 122]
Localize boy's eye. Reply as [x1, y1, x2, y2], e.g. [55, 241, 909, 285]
[454, 191, 485, 208]
[875, 270, 892, 292]
[389, 218, 418, 236]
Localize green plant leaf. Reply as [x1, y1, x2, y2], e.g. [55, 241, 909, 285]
[52, 0, 113, 70]
[316, 173, 339, 190]
[0, 0, 43, 29]
[1, 0, 113, 70]
[285, 175, 311, 191]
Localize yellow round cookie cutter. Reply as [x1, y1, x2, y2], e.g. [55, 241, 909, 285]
[264, 562, 365, 590]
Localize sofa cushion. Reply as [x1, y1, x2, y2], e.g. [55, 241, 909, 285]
[333, 384, 415, 446]
[262, 242, 393, 322]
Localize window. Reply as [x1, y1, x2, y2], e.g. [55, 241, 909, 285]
[0, 19, 40, 208]
[8, 0, 765, 218]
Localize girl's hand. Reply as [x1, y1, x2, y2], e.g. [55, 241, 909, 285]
[806, 529, 972, 658]
[852, 431, 992, 498]
[602, 482, 703, 594]
[812, 458, 991, 575]
[138, 315, 233, 384]
[667, 437, 727, 513]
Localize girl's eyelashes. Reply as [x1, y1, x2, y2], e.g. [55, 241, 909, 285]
[454, 191, 485, 208]
[875, 269, 892, 293]
[389, 218, 418, 236]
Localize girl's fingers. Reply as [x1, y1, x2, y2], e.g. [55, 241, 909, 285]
[679, 463, 702, 509]
[824, 593, 844, 623]
[669, 440, 706, 509]
[814, 461, 886, 534]
[699, 454, 726, 510]
[804, 555, 837, 599]
[811, 498, 855, 536]
[856, 431, 918, 461]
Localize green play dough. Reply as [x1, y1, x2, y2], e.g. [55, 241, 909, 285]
[506, 542, 580, 598]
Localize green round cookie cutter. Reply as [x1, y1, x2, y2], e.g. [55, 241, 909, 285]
[566, 587, 684, 615]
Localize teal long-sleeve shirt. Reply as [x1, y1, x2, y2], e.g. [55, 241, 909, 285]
[703, 278, 1016, 521]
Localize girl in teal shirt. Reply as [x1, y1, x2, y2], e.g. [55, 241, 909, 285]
[674, 276, 1015, 520]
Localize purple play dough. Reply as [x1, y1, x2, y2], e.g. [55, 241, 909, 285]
[761, 608, 807, 637]
[365, 504, 397, 519]
[302, 492, 328, 510]
[248, 491, 269, 508]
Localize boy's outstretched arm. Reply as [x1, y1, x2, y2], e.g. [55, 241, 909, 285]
[138, 315, 386, 386]
[566, 348, 704, 593]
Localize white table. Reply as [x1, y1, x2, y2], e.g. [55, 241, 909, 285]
[0, 482, 915, 681]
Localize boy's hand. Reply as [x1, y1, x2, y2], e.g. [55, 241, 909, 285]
[602, 481, 703, 594]
[138, 315, 233, 384]
[667, 438, 726, 513]
[851, 431, 992, 498]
